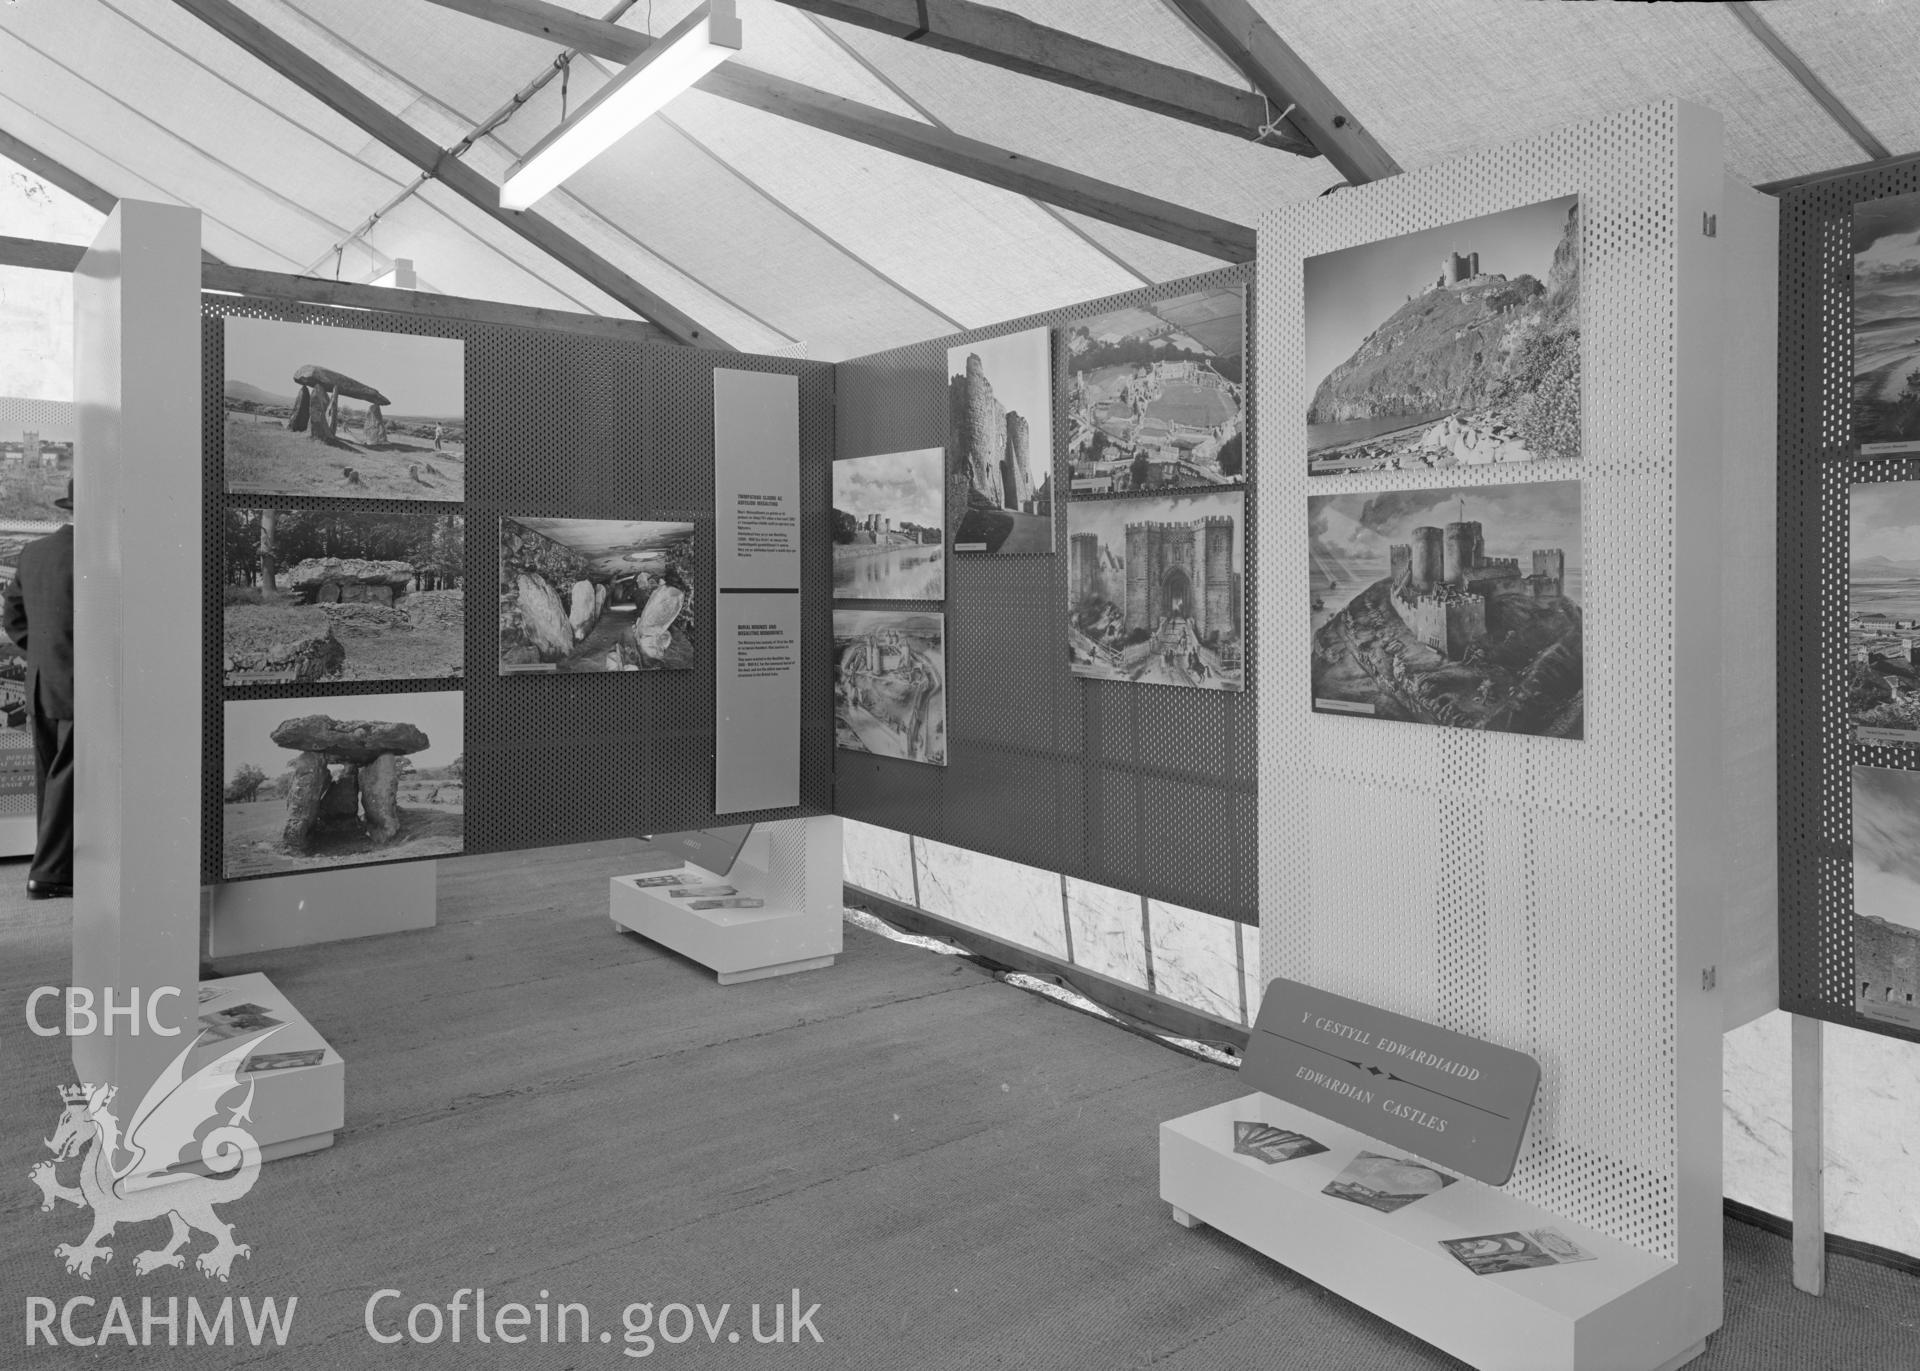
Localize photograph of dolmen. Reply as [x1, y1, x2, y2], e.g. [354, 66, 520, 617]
[832, 448, 945, 601]
[1067, 489, 1246, 693]
[1305, 196, 1580, 475]
[499, 517, 695, 673]
[946, 327, 1054, 554]
[221, 508, 464, 685]
[1066, 285, 1245, 495]
[1853, 189, 1920, 454]
[1851, 764, 1920, 1031]
[1310, 480, 1583, 738]
[221, 690, 464, 880]
[222, 316, 466, 501]
[833, 609, 946, 766]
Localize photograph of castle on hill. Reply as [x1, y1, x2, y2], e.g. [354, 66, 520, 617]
[1067, 490, 1245, 693]
[833, 609, 946, 766]
[1847, 480, 1920, 744]
[223, 316, 465, 502]
[1851, 764, 1920, 1031]
[499, 517, 695, 673]
[1853, 190, 1920, 454]
[222, 508, 464, 686]
[1305, 195, 1580, 476]
[222, 689, 464, 881]
[1310, 480, 1582, 738]
[946, 328, 1054, 554]
[1065, 285, 1245, 494]
[832, 448, 944, 601]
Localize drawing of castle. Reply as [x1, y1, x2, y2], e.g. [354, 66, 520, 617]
[1387, 516, 1564, 660]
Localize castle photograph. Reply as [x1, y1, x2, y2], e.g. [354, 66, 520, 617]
[1310, 480, 1582, 737]
[1851, 764, 1920, 1030]
[945, 328, 1054, 554]
[832, 447, 945, 601]
[1305, 196, 1580, 476]
[1067, 490, 1245, 693]
[1853, 189, 1920, 454]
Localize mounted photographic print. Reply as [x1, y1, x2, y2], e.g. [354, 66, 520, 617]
[222, 316, 466, 501]
[832, 448, 945, 600]
[1854, 190, 1920, 454]
[499, 517, 695, 673]
[1321, 1152, 1457, 1214]
[1067, 489, 1245, 692]
[1851, 764, 1920, 1032]
[1305, 196, 1580, 475]
[1847, 480, 1920, 744]
[0, 396, 72, 735]
[946, 328, 1054, 553]
[1065, 285, 1246, 494]
[221, 690, 464, 880]
[1310, 480, 1583, 738]
[221, 507, 464, 685]
[833, 609, 946, 766]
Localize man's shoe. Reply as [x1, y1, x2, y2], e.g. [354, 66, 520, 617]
[26, 880, 72, 899]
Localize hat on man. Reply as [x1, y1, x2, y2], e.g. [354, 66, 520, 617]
[54, 478, 71, 511]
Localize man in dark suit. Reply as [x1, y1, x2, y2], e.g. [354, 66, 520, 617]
[3, 479, 74, 898]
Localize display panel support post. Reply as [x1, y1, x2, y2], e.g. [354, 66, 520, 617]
[1790, 1013, 1825, 1295]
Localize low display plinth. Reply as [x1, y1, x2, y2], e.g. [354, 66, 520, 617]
[193, 973, 343, 1163]
[1160, 1094, 1704, 1371]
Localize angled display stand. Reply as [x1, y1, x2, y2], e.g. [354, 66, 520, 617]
[1159, 101, 1779, 1371]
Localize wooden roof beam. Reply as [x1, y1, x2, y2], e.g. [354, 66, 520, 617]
[1166, 0, 1399, 185]
[170, 0, 730, 347]
[0, 126, 225, 265]
[770, 0, 1314, 156]
[418, 0, 1255, 261]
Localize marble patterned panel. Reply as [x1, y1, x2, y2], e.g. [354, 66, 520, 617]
[1241, 920, 1263, 1027]
[1064, 877, 1148, 990]
[913, 839, 1068, 958]
[1148, 899, 1244, 1024]
[841, 819, 915, 904]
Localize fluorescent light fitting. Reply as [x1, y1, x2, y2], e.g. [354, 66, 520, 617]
[499, 0, 742, 211]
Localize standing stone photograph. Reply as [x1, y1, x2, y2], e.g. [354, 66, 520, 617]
[1310, 480, 1583, 738]
[221, 508, 464, 685]
[1067, 489, 1245, 692]
[833, 609, 946, 766]
[1851, 764, 1920, 1031]
[945, 327, 1054, 554]
[222, 316, 466, 501]
[1065, 285, 1245, 495]
[833, 447, 945, 601]
[498, 517, 695, 673]
[221, 690, 464, 880]
[1853, 190, 1920, 454]
[1305, 196, 1580, 475]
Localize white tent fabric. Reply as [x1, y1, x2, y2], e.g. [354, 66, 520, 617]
[0, 0, 1906, 359]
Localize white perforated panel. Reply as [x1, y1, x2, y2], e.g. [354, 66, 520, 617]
[1260, 102, 1699, 1260]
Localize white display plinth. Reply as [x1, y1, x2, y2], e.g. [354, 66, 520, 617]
[609, 816, 841, 984]
[1161, 1095, 1702, 1371]
[193, 973, 343, 1163]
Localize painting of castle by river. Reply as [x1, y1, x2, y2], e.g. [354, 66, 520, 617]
[1310, 481, 1582, 738]
[1305, 196, 1579, 476]
[832, 448, 944, 601]
[946, 329, 1054, 554]
[833, 610, 946, 765]
[1067, 490, 1244, 692]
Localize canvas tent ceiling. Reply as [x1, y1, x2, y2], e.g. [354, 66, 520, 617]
[0, 0, 1910, 360]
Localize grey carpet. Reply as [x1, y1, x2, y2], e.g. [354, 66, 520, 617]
[0, 840, 1911, 1369]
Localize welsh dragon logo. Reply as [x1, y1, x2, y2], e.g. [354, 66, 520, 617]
[30, 1030, 275, 1281]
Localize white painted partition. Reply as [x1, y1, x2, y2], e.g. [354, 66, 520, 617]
[205, 860, 438, 957]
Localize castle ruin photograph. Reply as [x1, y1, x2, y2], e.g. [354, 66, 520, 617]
[1310, 479, 1582, 737]
[945, 328, 1054, 554]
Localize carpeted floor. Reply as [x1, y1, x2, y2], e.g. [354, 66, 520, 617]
[0, 840, 1911, 1369]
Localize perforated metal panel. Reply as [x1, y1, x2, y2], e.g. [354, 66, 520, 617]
[1779, 166, 1920, 1045]
[835, 264, 1258, 924]
[1261, 103, 1705, 1260]
[203, 298, 834, 885]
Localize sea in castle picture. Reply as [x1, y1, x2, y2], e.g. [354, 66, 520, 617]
[1310, 481, 1582, 738]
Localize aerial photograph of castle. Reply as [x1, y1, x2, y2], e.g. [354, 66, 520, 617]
[833, 609, 947, 766]
[1305, 196, 1580, 476]
[1851, 764, 1920, 1030]
[1854, 189, 1920, 454]
[832, 447, 945, 601]
[1310, 480, 1582, 737]
[1065, 285, 1245, 495]
[945, 328, 1054, 554]
[1848, 480, 1920, 743]
[1067, 490, 1245, 693]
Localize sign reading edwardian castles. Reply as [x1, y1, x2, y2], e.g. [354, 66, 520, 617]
[1242, 979, 1539, 1185]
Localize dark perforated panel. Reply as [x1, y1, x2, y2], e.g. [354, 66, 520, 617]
[836, 265, 1258, 924]
[1779, 169, 1920, 1044]
[203, 298, 833, 886]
